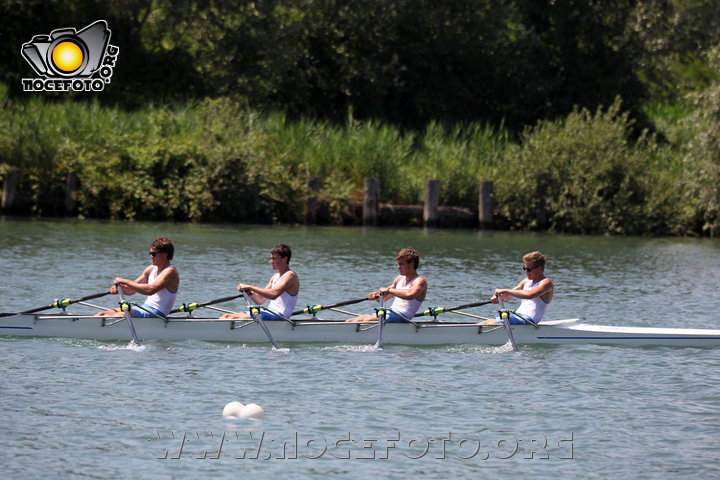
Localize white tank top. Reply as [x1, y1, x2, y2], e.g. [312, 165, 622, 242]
[266, 272, 298, 319]
[144, 265, 178, 316]
[515, 279, 550, 323]
[390, 276, 424, 318]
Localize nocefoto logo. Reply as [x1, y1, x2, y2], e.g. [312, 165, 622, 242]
[21, 20, 119, 92]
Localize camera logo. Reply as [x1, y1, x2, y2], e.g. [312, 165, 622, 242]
[21, 20, 119, 92]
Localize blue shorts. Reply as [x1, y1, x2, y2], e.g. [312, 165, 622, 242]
[253, 310, 287, 321]
[497, 312, 534, 325]
[130, 305, 165, 318]
[384, 310, 410, 323]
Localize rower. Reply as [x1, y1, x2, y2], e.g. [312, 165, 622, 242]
[220, 244, 299, 321]
[479, 251, 553, 326]
[346, 248, 427, 323]
[95, 237, 180, 319]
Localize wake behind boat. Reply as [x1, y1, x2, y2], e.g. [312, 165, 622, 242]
[2, 313, 720, 347]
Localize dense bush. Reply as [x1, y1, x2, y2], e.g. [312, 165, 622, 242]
[680, 47, 720, 236]
[2, 90, 719, 236]
[2, 1, 719, 235]
[497, 99, 658, 234]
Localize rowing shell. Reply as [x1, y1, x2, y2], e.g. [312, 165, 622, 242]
[2, 315, 720, 347]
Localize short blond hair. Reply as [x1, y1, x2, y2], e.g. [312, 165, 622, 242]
[396, 248, 420, 269]
[523, 251, 546, 269]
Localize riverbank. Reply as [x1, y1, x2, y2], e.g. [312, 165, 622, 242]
[1, 90, 718, 235]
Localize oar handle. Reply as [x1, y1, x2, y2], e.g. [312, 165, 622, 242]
[169, 294, 243, 314]
[74, 291, 112, 303]
[414, 300, 492, 318]
[292, 297, 368, 316]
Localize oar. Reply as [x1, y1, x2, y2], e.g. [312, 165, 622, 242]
[242, 291, 282, 350]
[116, 285, 142, 347]
[414, 300, 492, 318]
[0, 291, 111, 317]
[169, 294, 243, 314]
[497, 295, 518, 351]
[374, 290, 386, 350]
[292, 297, 368, 316]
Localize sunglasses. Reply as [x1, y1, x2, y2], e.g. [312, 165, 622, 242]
[149, 251, 160, 257]
[523, 265, 539, 272]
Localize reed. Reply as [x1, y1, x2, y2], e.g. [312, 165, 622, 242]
[0, 89, 713, 235]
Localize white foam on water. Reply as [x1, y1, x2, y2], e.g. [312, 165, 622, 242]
[320, 344, 379, 353]
[442, 341, 519, 355]
[127, 341, 146, 352]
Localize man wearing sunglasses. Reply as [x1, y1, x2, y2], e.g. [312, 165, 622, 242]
[96, 237, 179, 318]
[480, 251, 553, 325]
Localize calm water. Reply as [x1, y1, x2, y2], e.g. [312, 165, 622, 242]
[2, 219, 720, 479]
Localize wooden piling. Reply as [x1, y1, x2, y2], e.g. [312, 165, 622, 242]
[305, 176, 320, 225]
[478, 181, 494, 228]
[423, 179, 440, 228]
[65, 172, 79, 215]
[536, 183, 548, 229]
[2, 167, 20, 213]
[363, 178, 379, 226]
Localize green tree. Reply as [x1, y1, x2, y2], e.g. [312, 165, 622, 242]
[681, 46, 720, 235]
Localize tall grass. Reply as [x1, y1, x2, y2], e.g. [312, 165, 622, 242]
[0, 88, 715, 235]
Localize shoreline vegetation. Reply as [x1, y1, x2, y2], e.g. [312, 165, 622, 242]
[1, 1, 719, 236]
[2, 87, 719, 236]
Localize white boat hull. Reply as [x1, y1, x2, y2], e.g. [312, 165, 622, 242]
[2, 315, 720, 347]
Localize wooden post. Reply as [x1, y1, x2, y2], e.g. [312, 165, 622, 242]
[536, 183, 548, 229]
[423, 179, 440, 227]
[363, 177, 379, 226]
[478, 181, 494, 228]
[305, 176, 320, 225]
[65, 172, 79, 215]
[2, 167, 20, 213]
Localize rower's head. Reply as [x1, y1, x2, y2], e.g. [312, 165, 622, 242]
[522, 251, 545, 274]
[270, 244, 292, 268]
[396, 248, 420, 271]
[150, 237, 174, 260]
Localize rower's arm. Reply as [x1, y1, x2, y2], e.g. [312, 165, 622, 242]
[249, 272, 298, 301]
[116, 267, 177, 296]
[373, 276, 401, 301]
[387, 277, 427, 300]
[112, 266, 152, 295]
[238, 272, 298, 304]
[501, 278, 553, 300]
[237, 280, 270, 305]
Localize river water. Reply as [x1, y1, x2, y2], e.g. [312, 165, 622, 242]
[2, 219, 719, 479]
